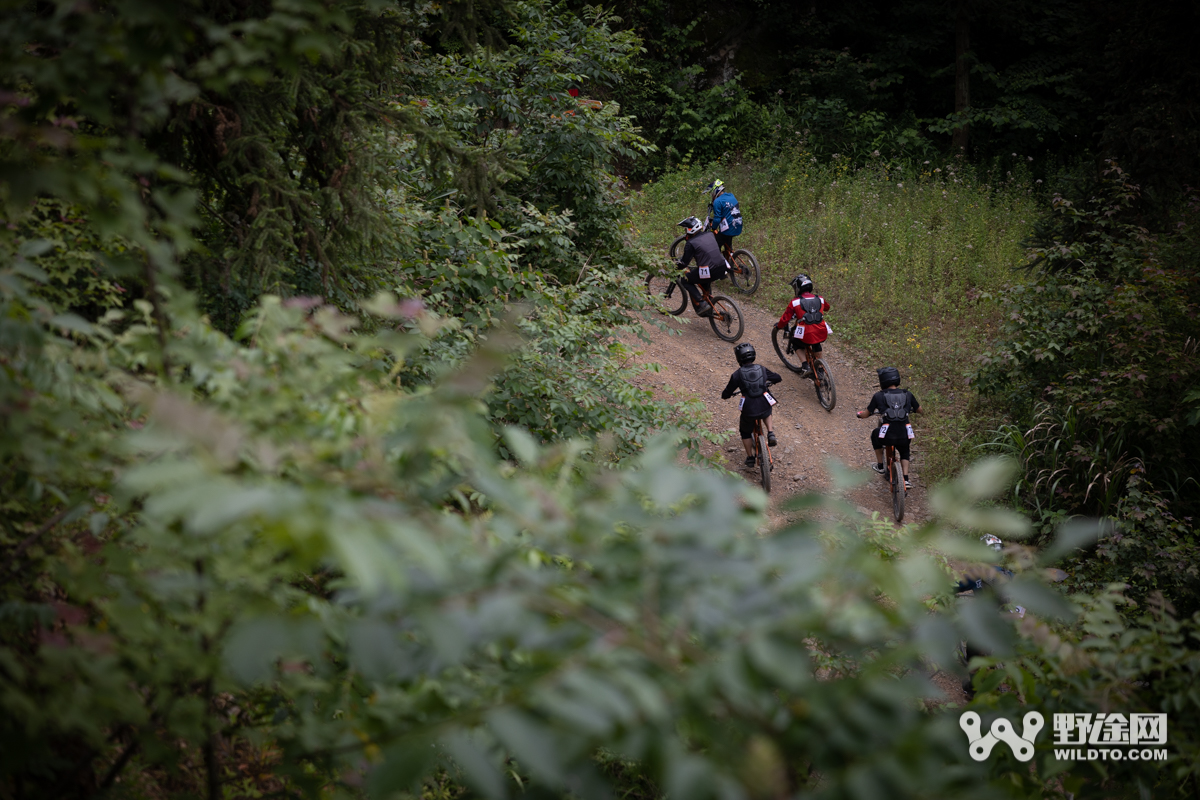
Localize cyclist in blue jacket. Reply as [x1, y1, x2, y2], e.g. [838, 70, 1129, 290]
[706, 179, 743, 252]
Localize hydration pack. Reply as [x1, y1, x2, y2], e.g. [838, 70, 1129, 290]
[798, 295, 824, 324]
[881, 389, 910, 423]
[739, 364, 767, 398]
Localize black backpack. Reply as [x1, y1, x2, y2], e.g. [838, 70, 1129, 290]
[798, 295, 824, 324]
[739, 364, 767, 398]
[881, 389, 910, 423]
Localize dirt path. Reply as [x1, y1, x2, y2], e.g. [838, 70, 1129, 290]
[626, 293, 931, 526]
[625, 294, 969, 703]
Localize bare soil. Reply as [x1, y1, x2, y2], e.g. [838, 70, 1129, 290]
[626, 293, 930, 525]
[626, 291, 972, 705]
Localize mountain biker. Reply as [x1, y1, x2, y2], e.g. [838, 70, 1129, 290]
[706, 179, 743, 253]
[774, 274, 830, 378]
[955, 534, 1023, 699]
[854, 366, 921, 490]
[720, 342, 781, 468]
[674, 215, 728, 318]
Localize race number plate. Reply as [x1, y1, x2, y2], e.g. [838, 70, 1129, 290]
[698, 266, 711, 279]
[906, 424, 915, 439]
[793, 325, 805, 339]
[765, 392, 777, 406]
[879, 423, 890, 437]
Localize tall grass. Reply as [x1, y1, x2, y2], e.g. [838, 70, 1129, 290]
[632, 154, 1042, 481]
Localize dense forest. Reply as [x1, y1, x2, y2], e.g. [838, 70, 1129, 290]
[2, 1, 1198, 799]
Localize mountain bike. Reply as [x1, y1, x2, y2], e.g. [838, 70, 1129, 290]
[645, 269, 745, 342]
[858, 411, 905, 523]
[732, 389, 773, 492]
[668, 219, 760, 295]
[771, 323, 836, 410]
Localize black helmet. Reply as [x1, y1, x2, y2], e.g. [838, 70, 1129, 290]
[790, 274, 814, 296]
[877, 366, 901, 389]
[734, 342, 756, 366]
[677, 216, 705, 235]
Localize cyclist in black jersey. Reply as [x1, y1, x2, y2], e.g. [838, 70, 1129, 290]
[674, 215, 728, 318]
[855, 367, 921, 490]
[721, 342, 781, 468]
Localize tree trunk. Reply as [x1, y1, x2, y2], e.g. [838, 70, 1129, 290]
[953, 0, 971, 154]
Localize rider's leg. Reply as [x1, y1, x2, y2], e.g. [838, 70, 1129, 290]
[682, 270, 703, 304]
[870, 428, 886, 474]
[896, 440, 913, 486]
[739, 414, 755, 463]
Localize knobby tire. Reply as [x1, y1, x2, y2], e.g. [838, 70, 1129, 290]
[891, 455, 905, 523]
[709, 295, 744, 342]
[771, 326, 805, 373]
[758, 431, 771, 493]
[728, 249, 760, 295]
[645, 272, 688, 316]
[814, 358, 837, 411]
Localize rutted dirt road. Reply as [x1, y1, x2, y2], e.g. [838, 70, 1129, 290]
[626, 291, 930, 526]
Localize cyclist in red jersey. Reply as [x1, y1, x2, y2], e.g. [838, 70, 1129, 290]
[775, 274, 830, 378]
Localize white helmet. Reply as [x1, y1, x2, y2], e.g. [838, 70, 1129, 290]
[677, 216, 705, 235]
[981, 534, 1003, 553]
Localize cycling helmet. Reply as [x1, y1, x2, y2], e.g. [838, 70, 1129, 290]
[981, 534, 1003, 553]
[877, 366, 901, 389]
[706, 179, 725, 198]
[790, 274, 814, 296]
[734, 342, 756, 365]
[677, 215, 705, 235]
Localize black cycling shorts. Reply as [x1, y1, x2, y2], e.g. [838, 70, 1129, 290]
[798, 341, 823, 353]
[714, 232, 735, 251]
[740, 409, 771, 439]
[870, 427, 911, 461]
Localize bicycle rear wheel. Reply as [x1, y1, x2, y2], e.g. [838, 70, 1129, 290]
[668, 235, 686, 260]
[814, 358, 837, 411]
[645, 272, 688, 315]
[708, 295, 744, 342]
[728, 249, 760, 295]
[891, 456, 905, 523]
[758, 431, 771, 492]
[771, 325, 805, 373]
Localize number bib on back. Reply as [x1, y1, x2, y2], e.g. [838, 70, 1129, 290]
[698, 266, 711, 279]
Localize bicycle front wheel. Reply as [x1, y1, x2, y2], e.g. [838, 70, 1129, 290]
[891, 458, 905, 523]
[771, 326, 805, 373]
[708, 295, 744, 342]
[728, 249, 760, 295]
[645, 272, 688, 316]
[668, 235, 686, 260]
[814, 358, 837, 411]
[758, 431, 772, 493]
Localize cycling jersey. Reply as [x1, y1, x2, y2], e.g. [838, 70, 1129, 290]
[721, 364, 782, 419]
[709, 191, 743, 237]
[677, 231, 726, 271]
[776, 293, 830, 344]
[866, 389, 920, 441]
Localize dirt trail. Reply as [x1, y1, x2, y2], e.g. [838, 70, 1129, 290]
[625, 293, 970, 704]
[626, 293, 931, 526]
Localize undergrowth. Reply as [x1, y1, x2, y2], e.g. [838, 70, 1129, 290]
[632, 154, 1041, 483]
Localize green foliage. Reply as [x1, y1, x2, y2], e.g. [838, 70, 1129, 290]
[975, 587, 1200, 798]
[976, 164, 1200, 504]
[634, 156, 1039, 483]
